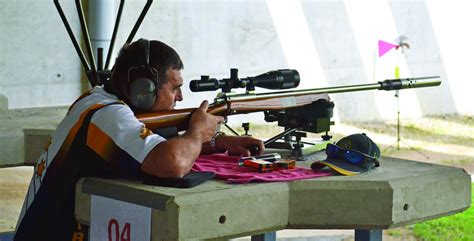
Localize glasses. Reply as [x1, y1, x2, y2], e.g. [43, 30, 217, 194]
[326, 143, 379, 167]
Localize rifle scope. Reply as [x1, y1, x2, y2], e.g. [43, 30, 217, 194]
[190, 69, 300, 93]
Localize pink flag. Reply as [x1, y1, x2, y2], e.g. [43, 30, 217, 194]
[378, 40, 398, 57]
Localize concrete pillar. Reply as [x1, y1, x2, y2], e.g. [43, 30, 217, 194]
[88, 0, 116, 70]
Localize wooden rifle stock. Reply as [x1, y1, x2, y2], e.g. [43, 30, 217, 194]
[136, 76, 441, 131]
[137, 93, 330, 131]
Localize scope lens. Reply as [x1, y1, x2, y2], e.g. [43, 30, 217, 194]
[253, 69, 300, 89]
[189, 79, 220, 92]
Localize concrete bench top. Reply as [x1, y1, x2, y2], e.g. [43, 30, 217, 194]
[75, 156, 471, 241]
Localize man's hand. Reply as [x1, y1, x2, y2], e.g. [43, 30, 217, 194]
[216, 135, 265, 156]
[142, 100, 225, 178]
[188, 100, 225, 143]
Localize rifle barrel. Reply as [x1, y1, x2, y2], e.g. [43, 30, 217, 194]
[226, 76, 441, 102]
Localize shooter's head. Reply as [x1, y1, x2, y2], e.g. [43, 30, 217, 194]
[107, 39, 184, 112]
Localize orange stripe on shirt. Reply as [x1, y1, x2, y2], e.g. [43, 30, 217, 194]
[86, 123, 119, 162]
[54, 104, 108, 165]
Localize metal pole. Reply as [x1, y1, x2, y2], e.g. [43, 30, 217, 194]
[264, 127, 299, 146]
[75, 0, 99, 86]
[251, 232, 276, 241]
[105, 0, 125, 70]
[53, 0, 91, 73]
[125, 0, 153, 44]
[97, 48, 103, 71]
[396, 90, 400, 149]
[355, 229, 382, 241]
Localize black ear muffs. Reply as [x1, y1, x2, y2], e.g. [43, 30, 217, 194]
[128, 38, 159, 110]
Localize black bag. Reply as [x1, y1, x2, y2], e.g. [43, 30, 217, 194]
[142, 171, 215, 188]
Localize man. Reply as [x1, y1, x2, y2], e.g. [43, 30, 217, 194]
[14, 39, 264, 241]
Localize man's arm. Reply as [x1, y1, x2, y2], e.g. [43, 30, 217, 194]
[140, 101, 224, 178]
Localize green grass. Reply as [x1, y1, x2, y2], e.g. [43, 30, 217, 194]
[413, 183, 474, 241]
[442, 158, 473, 166]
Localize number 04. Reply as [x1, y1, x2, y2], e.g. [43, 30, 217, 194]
[108, 219, 131, 241]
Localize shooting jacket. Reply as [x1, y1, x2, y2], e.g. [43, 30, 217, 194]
[14, 86, 165, 241]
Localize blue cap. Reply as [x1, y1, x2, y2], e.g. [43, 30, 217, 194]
[311, 133, 380, 176]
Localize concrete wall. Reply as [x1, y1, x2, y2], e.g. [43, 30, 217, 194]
[0, 0, 87, 109]
[1, 0, 473, 122]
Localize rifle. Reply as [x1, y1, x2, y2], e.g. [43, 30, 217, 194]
[136, 69, 441, 135]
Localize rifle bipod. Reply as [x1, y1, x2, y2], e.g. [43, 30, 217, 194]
[262, 128, 331, 161]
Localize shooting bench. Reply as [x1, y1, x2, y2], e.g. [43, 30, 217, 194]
[75, 155, 471, 241]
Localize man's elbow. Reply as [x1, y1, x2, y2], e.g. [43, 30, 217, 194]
[162, 159, 191, 178]
[141, 154, 191, 178]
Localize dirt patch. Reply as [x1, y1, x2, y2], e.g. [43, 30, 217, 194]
[0, 166, 33, 232]
[383, 226, 417, 241]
